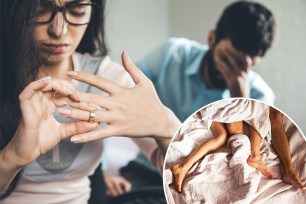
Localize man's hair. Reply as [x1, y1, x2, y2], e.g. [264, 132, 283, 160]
[215, 1, 275, 57]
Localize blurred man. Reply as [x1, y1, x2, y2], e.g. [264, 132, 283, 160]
[137, 1, 306, 191]
[137, 1, 275, 121]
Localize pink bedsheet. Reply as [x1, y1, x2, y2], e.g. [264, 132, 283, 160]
[164, 99, 306, 203]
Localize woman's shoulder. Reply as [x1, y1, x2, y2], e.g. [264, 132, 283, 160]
[73, 52, 102, 73]
[74, 52, 134, 88]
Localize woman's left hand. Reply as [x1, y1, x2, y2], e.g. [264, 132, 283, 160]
[62, 52, 181, 143]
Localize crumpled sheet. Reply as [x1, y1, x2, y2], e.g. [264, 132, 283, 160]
[164, 99, 306, 204]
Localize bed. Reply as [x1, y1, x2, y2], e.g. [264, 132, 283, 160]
[164, 99, 306, 204]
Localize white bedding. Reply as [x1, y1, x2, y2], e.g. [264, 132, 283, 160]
[164, 99, 306, 204]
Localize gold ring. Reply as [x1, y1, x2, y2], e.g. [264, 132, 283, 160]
[88, 111, 95, 123]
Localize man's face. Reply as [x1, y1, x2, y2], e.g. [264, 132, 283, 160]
[209, 38, 262, 88]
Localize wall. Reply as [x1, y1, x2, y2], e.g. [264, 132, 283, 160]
[169, 0, 306, 133]
[255, 0, 306, 133]
[105, 0, 306, 133]
[105, 0, 170, 62]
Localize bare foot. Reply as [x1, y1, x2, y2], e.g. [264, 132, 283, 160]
[171, 164, 188, 193]
[247, 156, 274, 179]
[283, 170, 306, 190]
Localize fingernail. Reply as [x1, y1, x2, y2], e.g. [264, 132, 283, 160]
[125, 52, 132, 62]
[67, 71, 78, 77]
[63, 86, 73, 94]
[39, 76, 51, 81]
[70, 92, 81, 102]
[71, 137, 82, 143]
[127, 55, 132, 62]
[122, 51, 130, 61]
[58, 108, 72, 116]
[124, 52, 135, 68]
[127, 55, 135, 67]
[90, 103, 101, 110]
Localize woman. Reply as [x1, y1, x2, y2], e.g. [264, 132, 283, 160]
[0, 0, 181, 203]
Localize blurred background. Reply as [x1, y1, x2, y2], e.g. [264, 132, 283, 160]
[104, 0, 306, 134]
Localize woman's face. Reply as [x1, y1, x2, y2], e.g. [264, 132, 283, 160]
[33, 0, 93, 64]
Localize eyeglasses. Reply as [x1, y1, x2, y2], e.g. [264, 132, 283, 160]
[33, 1, 97, 26]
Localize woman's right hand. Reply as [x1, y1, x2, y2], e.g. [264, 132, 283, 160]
[4, 77, 99, 168]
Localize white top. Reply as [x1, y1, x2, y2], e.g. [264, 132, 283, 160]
[1, 53, 163, 204]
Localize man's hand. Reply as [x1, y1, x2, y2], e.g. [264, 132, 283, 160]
[213, 39, 253, 97]
[103, 173, 132, 197]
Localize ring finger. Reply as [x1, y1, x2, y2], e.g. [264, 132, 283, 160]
[57, 108, 112, 123]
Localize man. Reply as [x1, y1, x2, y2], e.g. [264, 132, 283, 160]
[137, 1, 275, 121]
[137, 1, 306, 191]
[103, 4, 274, 190]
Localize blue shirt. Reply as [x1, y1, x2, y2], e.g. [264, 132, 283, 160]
[137, 38, 275, 121]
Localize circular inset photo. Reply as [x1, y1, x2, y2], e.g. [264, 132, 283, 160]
[163, 98, 306, 203]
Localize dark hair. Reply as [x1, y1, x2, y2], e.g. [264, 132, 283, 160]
[77, 0, 107, 55]
[0, 1, 39, 199]
[0, 0, 39, 149]
[0, 0, 107, 150]
[0, 0, 107, 199]
[215, 1, 275, 57]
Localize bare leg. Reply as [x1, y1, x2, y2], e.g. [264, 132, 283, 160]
[247, 124, 274, 178]
[171, 122, 228, 193]
[227, 121, 274, 178]
[226, 121, 244, 136]
[270, 107, 306, 190]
